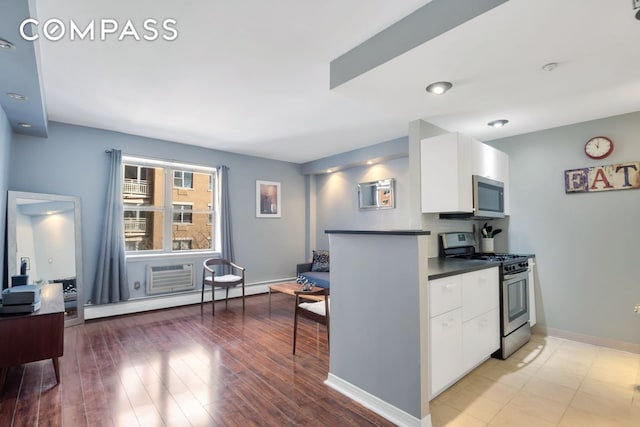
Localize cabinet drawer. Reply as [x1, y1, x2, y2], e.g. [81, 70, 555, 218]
[462, 267, 499, 321]
[462, 308, 500, 372]
[429, 308, 463, 398]
[429, 275, 462, 318]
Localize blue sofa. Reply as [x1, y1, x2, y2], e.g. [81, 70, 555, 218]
[296, 262, 330, 288]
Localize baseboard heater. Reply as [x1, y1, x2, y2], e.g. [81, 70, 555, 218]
[147, 263, 195, 295]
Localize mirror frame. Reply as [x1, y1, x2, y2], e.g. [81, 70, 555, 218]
[7, 191, 84, 326]
[357, 178, 395, 210]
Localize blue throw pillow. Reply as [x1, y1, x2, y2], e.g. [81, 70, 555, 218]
[311, 250, 330, 272]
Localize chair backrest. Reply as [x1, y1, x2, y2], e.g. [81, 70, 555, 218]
[203, 258, 234, 276]
[204, 258, 232, 268]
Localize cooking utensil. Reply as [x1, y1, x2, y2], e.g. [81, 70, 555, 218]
[491, 229, 502, 238]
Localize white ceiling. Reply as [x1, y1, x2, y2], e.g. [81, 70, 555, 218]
[23, 0, 640, 163]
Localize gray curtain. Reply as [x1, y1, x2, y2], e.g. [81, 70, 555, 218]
[218, 165, 234, 274]
[93, 149, 129, 304]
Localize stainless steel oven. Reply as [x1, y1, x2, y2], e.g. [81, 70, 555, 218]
[502, 270, 529, 335]
[497, 265, 531, 359]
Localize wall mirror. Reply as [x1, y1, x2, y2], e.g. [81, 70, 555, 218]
[7, 191, 84, 326]
[357, 178, 395, 210]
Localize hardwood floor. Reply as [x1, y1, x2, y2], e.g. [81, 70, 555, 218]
[0, 293, 394, 426]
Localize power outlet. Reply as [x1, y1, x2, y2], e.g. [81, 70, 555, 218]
[635, 304, 640, 313]
[134, 281, 141, 290]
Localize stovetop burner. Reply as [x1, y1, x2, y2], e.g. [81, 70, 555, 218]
[470, 253, 528, 262]
[439, 232, 530, 274]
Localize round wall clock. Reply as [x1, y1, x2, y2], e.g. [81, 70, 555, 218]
[584, 136, 614, 159]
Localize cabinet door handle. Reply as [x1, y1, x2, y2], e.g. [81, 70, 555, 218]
[442, 319, 455, 328]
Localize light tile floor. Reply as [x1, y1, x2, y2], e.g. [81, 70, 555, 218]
[430, 334, 640, 427]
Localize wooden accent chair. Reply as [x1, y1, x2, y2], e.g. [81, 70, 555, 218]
[202, 258, 245, 315]
[293, 288, 329, 354]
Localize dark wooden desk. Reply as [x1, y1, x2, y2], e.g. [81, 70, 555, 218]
[0, 283, 64, 386]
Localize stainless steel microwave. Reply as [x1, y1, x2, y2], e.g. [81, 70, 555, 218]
[473, 175, 505, 219]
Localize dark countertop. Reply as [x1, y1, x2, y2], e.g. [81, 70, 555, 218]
[428, 257, 500, 280]
[325, 230, 431, 236]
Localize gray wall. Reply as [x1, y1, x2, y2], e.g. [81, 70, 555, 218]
[489, 111, 640, 346]
[9, 122, 306, 302]
[0, 109, 11, 288]
[314, 157, 412, 249]
[328, 233, 429, 420]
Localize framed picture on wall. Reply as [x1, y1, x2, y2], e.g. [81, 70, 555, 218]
[256, 180, 281, 218]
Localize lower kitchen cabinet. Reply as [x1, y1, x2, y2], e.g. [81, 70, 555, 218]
[428, 266, 500, 399]
[463, 308, 500, 372]
[429, 308, 463, 396]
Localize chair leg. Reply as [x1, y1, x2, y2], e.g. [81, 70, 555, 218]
[225, 288, 230, 309]
[241, 283, 245, 311]
[326, 322, 330, 351]
[212, 286, 215, 316]
[293, 311, 299, 355]
[201, 283, 205, 311]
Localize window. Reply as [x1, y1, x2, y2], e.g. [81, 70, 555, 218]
[174, 170, 193, 189]
[172, 239, 193, 250]
[173, 203, 193, 224]
[122, 157, 217, 254]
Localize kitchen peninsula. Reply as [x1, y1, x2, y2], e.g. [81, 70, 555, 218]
[325, 229, 431, 427]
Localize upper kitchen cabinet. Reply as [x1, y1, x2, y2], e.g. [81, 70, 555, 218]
[421, 132, 510, 215]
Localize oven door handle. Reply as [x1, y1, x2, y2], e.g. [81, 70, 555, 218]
[503, 269, 530, 281]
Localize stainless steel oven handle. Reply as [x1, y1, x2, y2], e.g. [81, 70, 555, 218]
[503, 269, 530, 281]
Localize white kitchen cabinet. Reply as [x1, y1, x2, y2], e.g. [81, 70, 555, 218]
[429, 266, 500, 399]
[463, 308, 500, 372]
[528, 257, 536, 327]
[429, 308, 463, 397]
[462, 267, 499, 321]
[421, 132, 473, 213]
[429, 275, 462, 317]
[421, 132, 510, 215]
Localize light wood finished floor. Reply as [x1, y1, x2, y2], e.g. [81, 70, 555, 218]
[430, 334, 640, 426]
[1, 292, 639, 426]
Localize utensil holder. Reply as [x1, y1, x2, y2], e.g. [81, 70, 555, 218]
[482, 238, 495, 253]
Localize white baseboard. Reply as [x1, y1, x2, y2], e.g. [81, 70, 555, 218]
[85, 278, 294, 320]
[325, 373, 432, 427]
[533, 324, 640, 354]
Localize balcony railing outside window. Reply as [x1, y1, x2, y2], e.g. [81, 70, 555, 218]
[123, 179, 150, 197]
[124, 218, 147, 233]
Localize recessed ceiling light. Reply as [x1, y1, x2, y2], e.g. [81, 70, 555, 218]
[366, 160, 374, 165]
[425, 81, 453, 95]
[7, 92, 27, 101]
[18, 122, 32, 128]
[0, 38, 16, 50]
[326, 168, 333, 173]
[488, 119, 509, 128]
[542, 62, 558, 72]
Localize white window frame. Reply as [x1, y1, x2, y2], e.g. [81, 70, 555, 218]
[123, 155, 219, 258]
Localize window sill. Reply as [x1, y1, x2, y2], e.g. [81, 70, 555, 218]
[126, 250, 220, 262]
